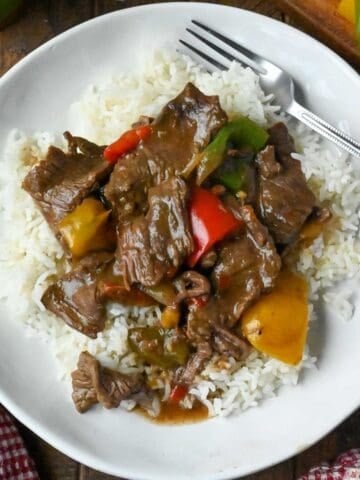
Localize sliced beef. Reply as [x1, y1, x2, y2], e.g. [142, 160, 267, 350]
[256, 123, 316, 244]
[105, 82, 227, 223]
[177, 323, 250, 387]
[187, 204, 281, 342]
[97, 279, 157, 307]
[211, 324, 251, 361]
[175, 342, 212, 386]
[181, 205, 280, 382]
[71, 351, 143, 413]
[212, 205, 281, 320]
[268, 122, 295, 158]
[174, 271, 211, 303]
[22, 132, 111, 234]
[42, 252, 113, 338]
[116, 177, 193, 287]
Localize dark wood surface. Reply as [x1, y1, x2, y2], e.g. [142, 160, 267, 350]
[1, 1, 359, 479]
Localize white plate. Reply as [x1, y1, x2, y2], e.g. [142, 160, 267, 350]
[0, 3, 359, 479]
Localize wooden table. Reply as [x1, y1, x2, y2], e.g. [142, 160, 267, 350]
[1, 1, 359, 479]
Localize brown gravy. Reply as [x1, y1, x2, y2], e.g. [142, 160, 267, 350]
[136, 401, 209, 424]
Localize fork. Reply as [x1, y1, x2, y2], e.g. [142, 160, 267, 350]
[180, 20, 360, 158]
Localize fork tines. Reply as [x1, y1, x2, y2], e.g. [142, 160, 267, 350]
[180, 20, 264, 73]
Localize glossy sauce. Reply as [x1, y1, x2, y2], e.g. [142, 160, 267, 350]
[136, 401, 209, 424]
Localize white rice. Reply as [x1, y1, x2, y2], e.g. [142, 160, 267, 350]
[0, 50, 359, 417]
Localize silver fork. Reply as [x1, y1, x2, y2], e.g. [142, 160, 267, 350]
[180, 20, 360, 158]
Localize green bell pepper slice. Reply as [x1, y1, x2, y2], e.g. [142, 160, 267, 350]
[218, 164, 247, 192]
[196, 116, 268, 185]
[128, 326, 190, 369]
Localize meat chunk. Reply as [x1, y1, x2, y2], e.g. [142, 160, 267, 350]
[71, 352, 142, 413]
[187, 204, 281, 342]
[22, 132, 111, 234]
[182, 205, 280, 382]
[268, 122, 294, 158]
[211, 324, 251, 361]
[212, 205, 281, 322]
[42, 252, 113, 338]
[174, 271, 211, 303]
[105, 82, 227, 223]
[256, 123, 316, 244]
[177, 324, 250, 387]
[176, 342, 212, 386]
[117, 177, 193, 287]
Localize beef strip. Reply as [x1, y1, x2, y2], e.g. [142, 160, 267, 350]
[179, 205, 280, 384]
[42, 252, 113, 338]
[211, 324, 251, 361]
[71, 351, 142, 413]
[187, 204, 281, 341]
[22, 132, 112, 234]
[96, 278, 157, 307]
[212, 204, 281, 319]
[175, 342, 212, 386]
[256, 123, 316, 244]
[174, 271, 211, 303]
[105, 83, 226, 287]
[105, 82, 227, 224]
[177, 323, 251, 387]
[116, 176, 194, 287]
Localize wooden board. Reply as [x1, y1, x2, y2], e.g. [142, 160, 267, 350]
[275, 0, 360, 68]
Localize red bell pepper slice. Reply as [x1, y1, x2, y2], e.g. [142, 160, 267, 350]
[187, 187, 242, 267]
[104, 125, 152, 164]
[169, 385, 188, 404]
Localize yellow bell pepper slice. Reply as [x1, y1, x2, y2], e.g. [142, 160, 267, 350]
[241, 270, 309, 366]
[58, 198, 115, 257]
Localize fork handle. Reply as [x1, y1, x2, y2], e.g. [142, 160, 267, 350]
[288, 101, 360, 158]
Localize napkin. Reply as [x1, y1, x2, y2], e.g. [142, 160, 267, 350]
[299, 449, 360, 480]
[0, 406, 39, 480]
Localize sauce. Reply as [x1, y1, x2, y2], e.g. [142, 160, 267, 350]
[136, 401, 209, 424]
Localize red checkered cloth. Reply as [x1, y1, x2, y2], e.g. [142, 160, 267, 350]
[0, 406, 39, 480]
[299, 449, 360, 480]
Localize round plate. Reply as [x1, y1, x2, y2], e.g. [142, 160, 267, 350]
[0, 3, 359, 479]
